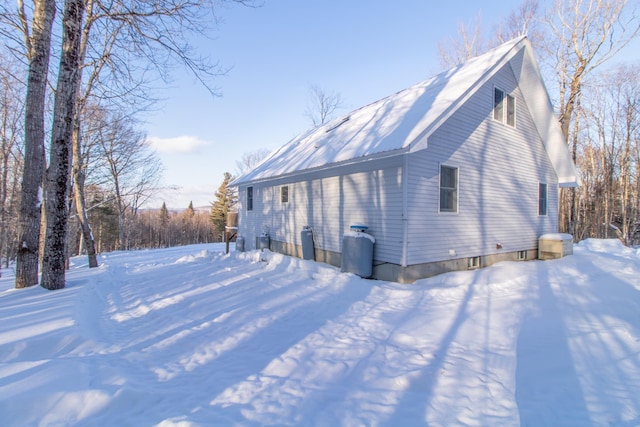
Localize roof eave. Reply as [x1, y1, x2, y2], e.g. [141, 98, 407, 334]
[231, 147, 409, 187]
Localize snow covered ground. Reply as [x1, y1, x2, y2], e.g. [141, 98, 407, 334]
[0, 240, 639, 426]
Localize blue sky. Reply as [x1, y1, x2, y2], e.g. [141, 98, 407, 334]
[141, 0, 633, 209]
[142, 0, 520, 208]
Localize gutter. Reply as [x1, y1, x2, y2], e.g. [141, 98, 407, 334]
[232, 146, 410, 187]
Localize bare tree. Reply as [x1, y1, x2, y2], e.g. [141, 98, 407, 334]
[93, 109, 162, 250]
[493, 0, 544, 46]
[437, 1, 544, 69]
[545, 0, 640, 141]
[578, 64, 640, 243]
[544, 0, 639, 234]
[41, 0, 87, 290]
[0, 55, 25, 277]
[69, 0, 120, 270]
[235, 148, 271, 176]
[304, 84, 346, 127]
[437, 11, 487, 68]
[1, 0, 254, 289]
[14, 0, 56, 288]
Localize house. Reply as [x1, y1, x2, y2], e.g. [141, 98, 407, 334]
[231, 36, 578, 283]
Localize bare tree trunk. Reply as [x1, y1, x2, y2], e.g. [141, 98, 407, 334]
[569, 92, 581, 236]
[41, 0, 86, 290]
[71, 0, 101, 268]
[546, 0, 639, 239]
[72, 120, 98, 267]
[15, 0, 56, 288]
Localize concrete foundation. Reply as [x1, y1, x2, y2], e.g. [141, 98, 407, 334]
[268, 239, 539, 284]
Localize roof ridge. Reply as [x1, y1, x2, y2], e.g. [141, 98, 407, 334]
[234, 36, 531, 185]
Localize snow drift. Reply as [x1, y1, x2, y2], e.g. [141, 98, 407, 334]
[0, 239, 639, 426]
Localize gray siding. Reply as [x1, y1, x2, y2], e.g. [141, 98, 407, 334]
[405, 62, 558, 265]
[238, 59, 563, 269]
[237, 156, 404, 264]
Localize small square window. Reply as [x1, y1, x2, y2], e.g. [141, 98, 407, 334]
[468, 256, 480, 269]
[281, 186, 289, 203]
[517, 250, 527, 261]
[538, 183, 548, 216]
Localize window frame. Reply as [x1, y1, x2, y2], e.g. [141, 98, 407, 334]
[538, 182, 548, 216]
[280, 185, 289, 203]
[506, 93, 516, 127]
[439, 164, 459, 213]
[493, 87, 516, 127]
[246, 186, 253, 211]
[468, 256, 481, 269]
[493, 87, 505, 122]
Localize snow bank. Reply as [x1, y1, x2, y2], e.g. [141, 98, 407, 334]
[575, 237, 629, 253]
[1, 241, 639, 426]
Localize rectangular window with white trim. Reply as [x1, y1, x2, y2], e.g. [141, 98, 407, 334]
[247, 186, 253, 211]
[493, 87, 515, 127]
[538, 183, 547, 216]
[440, 165, 458, 213]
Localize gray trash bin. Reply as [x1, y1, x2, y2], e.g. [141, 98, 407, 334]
[257, 233, 270, 250]
[301, 226, 315, 260]
[341, 225, 374, 278]
[236, 236, 245, 252]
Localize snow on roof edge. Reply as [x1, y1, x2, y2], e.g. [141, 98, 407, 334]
[233, 36, 541, 186]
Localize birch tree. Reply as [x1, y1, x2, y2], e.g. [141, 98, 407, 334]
[545, 0, 639, 141]
[545, 0, 639, 234]
[41, 0, 86, 290]
[0, 56, 25, 277]
[13, 0, 56, 288]
[578, 64, 640, 242]
[94, 109, 161, 250]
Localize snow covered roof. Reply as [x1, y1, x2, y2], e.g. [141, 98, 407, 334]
[234, 36, 578, 187]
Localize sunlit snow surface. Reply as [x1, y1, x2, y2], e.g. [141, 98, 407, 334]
[1, 240, 639, 426]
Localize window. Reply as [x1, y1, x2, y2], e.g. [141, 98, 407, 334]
[493, 88, 504, 121]
[493, 87, 515, 127]
[247, 186, 253, 211]
[440, 165, 458, 213]
[468, 256, 481, 269]
[506, 93, 515, 126]
[281, 186, 289, 203]
[517, 250, 527, 261]
[538, 183, 547, 216]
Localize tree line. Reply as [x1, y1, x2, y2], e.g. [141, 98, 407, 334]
[0, 0, 252, 288]
[1, 0, 638, 290]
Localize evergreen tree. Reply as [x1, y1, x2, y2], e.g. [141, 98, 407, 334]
[185, 201, 195, 219]
[210, 172, 236, 240]
[159, 202, 170, 246]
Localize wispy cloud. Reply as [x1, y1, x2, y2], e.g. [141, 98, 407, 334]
[147, 135, 210, 154]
